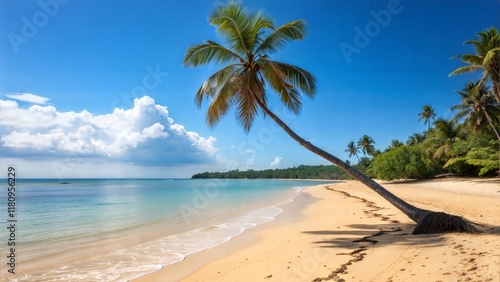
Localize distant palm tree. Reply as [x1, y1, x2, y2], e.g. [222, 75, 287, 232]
[358, 135, 376, 157]
[406, 133, 426, 145]
[418, 105, 436, 131]
[345, 141, 360, 161]
[183, 2, 480, 234]
[451, 81, 500, 177]
[431, 119, 462, 160]
[387, 139, 404, 151]
[449, 27, 500, 103]
[451, 81, 500, 139]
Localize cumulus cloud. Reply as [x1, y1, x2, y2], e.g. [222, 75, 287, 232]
[5, 93, 50, 104]
[270, 156, 282, 167]
[0, 96, 218, 166]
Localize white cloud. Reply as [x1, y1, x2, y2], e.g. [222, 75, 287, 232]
[5, 93, 50, 104]
[270, 156, 282, 167]
[0, 96, 218, 167]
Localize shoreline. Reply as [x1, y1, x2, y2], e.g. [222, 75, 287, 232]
[133, 178, 499, 282]
[131, 182, 324, 282]
[0, 179, 320, 282]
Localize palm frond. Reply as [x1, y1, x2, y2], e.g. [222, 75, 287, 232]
[483, 47, 500, 65]
[209, 2, 252, 55]
[451, 106, 469, 123]
[183, 41, 243, 67]
[255, 20, 306, 55]
[467, 40, 488, 56]
[449, 65, 482, 76]
[458, 54, 484, 65]
[451, 80, 500, 137]
[449, 28, 500, 82]
[249, 11, 274, 51]
[206, 71, 242, 128]
[270, 61, 317, 97]
[259, 59, 301, 114]
[195, 64, 240, 108]
[235, 69, 265, 132]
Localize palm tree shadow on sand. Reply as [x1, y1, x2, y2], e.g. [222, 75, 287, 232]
[302, 221, 499, 281]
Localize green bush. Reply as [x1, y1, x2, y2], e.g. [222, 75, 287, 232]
[368, 145, 440, 180]
[444, 146, 498, 176]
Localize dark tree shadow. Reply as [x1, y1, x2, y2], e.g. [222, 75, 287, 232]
[303, 222, 440, 249]
[303, 222, 500, 251]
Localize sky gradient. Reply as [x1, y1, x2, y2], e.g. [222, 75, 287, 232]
[1, 0, 499, 178]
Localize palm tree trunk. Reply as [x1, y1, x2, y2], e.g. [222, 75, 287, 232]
[482, 109, 500, 140]
[252, 92, 481, 234]
[493, 80, 500, 104]
[482, 109, 500, 177]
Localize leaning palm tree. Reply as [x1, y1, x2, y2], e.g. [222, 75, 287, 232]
[449, 27, 500, 103]
[183, 2, 480, 234]
[418, 105, 436, 131]
[345, 141, 360, 161]
[358, 135, 376, 157]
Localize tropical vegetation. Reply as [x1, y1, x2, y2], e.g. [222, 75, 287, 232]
[363, 27, 500, 180]
[184, 2, 486, 234]
[193, 165, 352, 180]
[359, 87, 499, 179]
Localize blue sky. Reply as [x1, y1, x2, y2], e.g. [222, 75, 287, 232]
[1, 0, 499, 178]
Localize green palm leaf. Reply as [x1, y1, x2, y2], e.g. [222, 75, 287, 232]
[249, 11, 274, 49]
[183, 41, 243, 67]
[456, 54, 483, 65]
[450, 27, 500, 103]
[235, 69, 264, 131]
[255, 20, 307, 55]
[206, 72, 245, 128]
[258, 58, 302, 113]
[271, 61, 317, 96]
[483, 47, 500, 63]
[195, 64, 240, 107]
[209, 2, 252, 55]
[449, 65, 483, 76]
[451, 80, 500, 136]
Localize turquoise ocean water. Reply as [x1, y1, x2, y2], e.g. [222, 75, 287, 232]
[0, 178, 324, 281]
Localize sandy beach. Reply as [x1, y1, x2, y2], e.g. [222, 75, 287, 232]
[133, 178, 500, 282]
